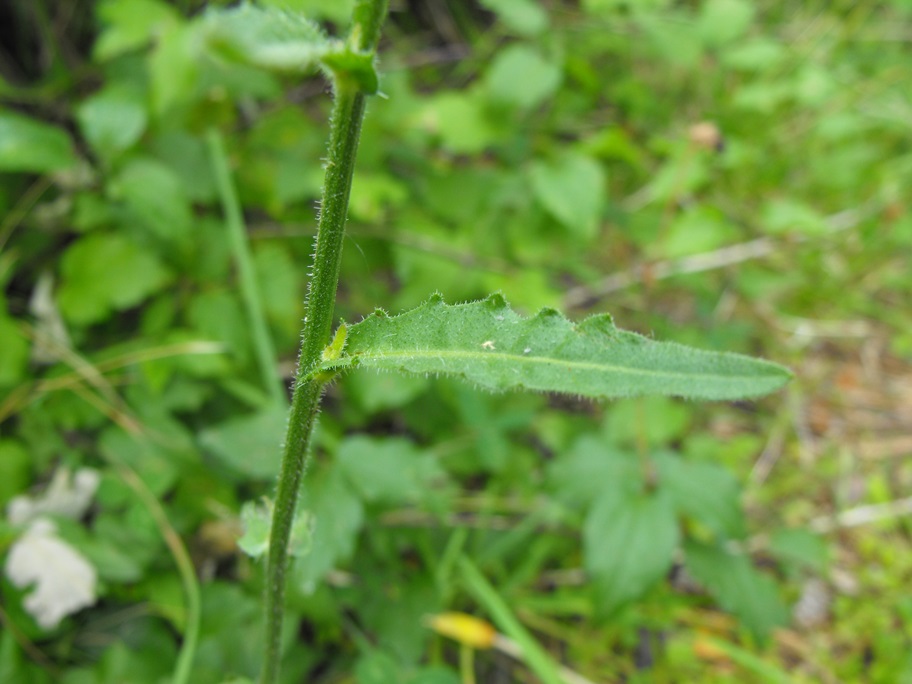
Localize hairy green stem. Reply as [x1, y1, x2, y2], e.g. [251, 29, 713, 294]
[206, 129, 285, 406]
[260, 2, 388, 682]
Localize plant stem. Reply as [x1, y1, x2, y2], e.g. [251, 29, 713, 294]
[260, 2, 388, 682]
[206, 129, 285, 406]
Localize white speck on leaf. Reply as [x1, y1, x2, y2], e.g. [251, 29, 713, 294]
[481, 340, 496, 350]
[5, 519, 97, 629]
[523, 347, 532, 354]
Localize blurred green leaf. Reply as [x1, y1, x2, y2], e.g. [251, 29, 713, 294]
[252, 242, 303, 341]
[0, 441, 30, 508]
[186, 290, 250, 364]
[100, 428, 181, 496]
[237, 107, 324, 214]
[769, 528, 829, 575]
[337, 435, 446, 505]
[638, 12, 703, 67]
[344, 371, 428, 414]
[547, 436, 640, 508]
[530, 151, 606, 239]
[584, 486, 678, 614]
[485, 44, 562, 110]
[92, 505, 163, 581]
[294, 464, 364, 591]
[653, 451, 746, 540]
[109, 158, 193, 243]
[722, 37, 785, 71]
[78, 537, 144, 583]
[91, 638, 176, 684]
[57, 234, 173, 325]
[76, 86, 147, 160]
[260, 0, 354, 24]
[762, 198, 828, 236]
[699, 0, 755, 47]
[420, 92, 496, 155]
[349, 172, 409, 222]
[0, 316, 28, 386]
[0, 111, 76, 173]
[195, 583, 267, 681]
[603, 396, 693, 448]
[199, 406, 287, 479]
[94, 0, 182, 60]
[355, 650, 401, 684]
[357, 571, 439, 664]
[662, 205, 739, 258]
[148, 23, 200, 115]
[407, 668, 459, 684]
[685, 541, 789, 639]
[150, 132, 217, 202]
[0, 629, 52, 684]
[480, 0, 548, 36]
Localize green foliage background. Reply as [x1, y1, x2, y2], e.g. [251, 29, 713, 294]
[2, 0, 912, 682]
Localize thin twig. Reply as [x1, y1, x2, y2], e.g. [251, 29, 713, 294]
[564, 204, 877, 308]
[0, 176, 52, 252]
[807, 497, 912, 534]
[749, 414, 789, 488]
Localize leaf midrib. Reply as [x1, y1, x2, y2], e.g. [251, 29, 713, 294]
[331, 348, 775, 384]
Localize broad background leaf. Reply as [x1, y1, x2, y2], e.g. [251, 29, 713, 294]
[336, 436, 447, 506]
[0, 111, 76, 173]
[530, 151, 606, 239]
[293, 464, 364, 592]
[685, 541, 789, 639]
[57, 234, 173, 325]
[653, 450, 747, 540]
[584, 486, 679, 615]
[198, 406, 286, 480]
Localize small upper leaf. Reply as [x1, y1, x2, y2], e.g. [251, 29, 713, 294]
[316, 294, 791, 401]
[201, 3, 379, 92]
[202, 3, 334, 73]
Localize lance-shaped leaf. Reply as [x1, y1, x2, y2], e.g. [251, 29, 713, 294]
[315, 294, 791, 400]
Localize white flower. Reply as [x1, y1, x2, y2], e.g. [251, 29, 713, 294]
[7, 468, 101, 525]
[5, 519, 97, 629]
